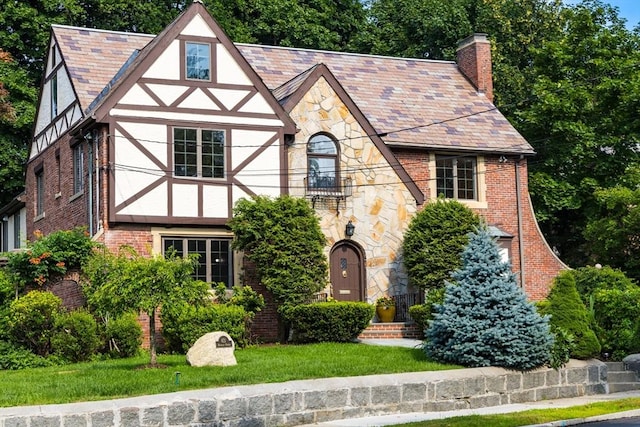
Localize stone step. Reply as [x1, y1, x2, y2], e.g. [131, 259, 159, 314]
[608, 371, 638, 383]
[608, 382, 640, 393]
[605, 361, 626, 371]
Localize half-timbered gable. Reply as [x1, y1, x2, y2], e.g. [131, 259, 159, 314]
[31, 36, 84, 160]
[83, 3, 296, 225]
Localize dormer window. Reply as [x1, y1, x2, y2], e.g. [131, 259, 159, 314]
[185, 42, 211, 81]
[307, 133, 338, 191]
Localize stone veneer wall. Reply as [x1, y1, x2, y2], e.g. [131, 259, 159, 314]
[0, 360, 607, 427]
[288, 76, 418, 301]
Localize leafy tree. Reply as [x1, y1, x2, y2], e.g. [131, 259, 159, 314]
[402, 198, 480, 292]
[0, 49, 36, 205]
[355, 0, 564, 107]
[516, 1, 640, 266]
[82, 246, 209, 366]
[229, 195, 327, 341]
[583, 185, 640, 280]
[425, 228, 552, 370]
[540, 271, 600, 359]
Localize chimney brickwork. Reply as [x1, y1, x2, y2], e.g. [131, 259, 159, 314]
[457, 33, 494, 102]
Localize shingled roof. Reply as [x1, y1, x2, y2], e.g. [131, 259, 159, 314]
[51, 24, 534, 155]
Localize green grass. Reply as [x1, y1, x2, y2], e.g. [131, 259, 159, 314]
[397, 398, 640, 426]
[0, 342, 460, 407]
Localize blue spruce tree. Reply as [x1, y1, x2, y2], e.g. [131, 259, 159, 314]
[424, 228, 553, 370]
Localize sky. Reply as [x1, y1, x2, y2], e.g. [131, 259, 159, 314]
[565, 0, 640, 29]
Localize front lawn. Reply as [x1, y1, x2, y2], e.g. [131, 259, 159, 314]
[0, 342, 459, 407]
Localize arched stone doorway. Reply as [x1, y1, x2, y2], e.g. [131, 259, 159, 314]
[329, 240, 366, 301]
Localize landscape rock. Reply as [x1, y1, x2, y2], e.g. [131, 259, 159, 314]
[623, 353, 640, 373]
[186, 331, 237, 367]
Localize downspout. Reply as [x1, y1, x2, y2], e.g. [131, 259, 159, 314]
[94, 130, 100, 232]
[86, 133, 94, 235]
[515, 156, 526, 288]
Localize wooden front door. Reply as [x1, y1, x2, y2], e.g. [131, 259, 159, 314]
[330, 242, 364, 301]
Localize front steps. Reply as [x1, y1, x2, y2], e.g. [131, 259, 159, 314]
[606, 361, 640, 393]
[358, 322, 423, 340]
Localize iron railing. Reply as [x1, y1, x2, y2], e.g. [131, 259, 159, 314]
[393, 292, 424, 322]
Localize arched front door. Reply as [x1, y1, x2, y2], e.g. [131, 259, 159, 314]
[330, 241, 365, 301]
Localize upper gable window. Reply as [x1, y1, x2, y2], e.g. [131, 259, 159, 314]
[50, 73, 58, 119]
[436, 155, 477, 200]
[185, 42, 211, 81]
[174, 127, 225, 179]
[307, 133, 339, 191]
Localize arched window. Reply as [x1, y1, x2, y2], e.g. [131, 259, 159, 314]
[307, 134, 338, 190]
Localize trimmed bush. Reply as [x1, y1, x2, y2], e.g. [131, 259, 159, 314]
[287, 302, 374, 343]
[591, 287, 640, 359]
[9, 290, 62, 356]
[570, 266, 640, 359]
[402, 199, 480, 291]
[161, 302, 248, 352]
[0, 341, 58, 370]
[408, 288, 445, 336]
[540, 271, 600, 359]
[572, 266, 635, 305]
[0, 270, 15, 341]
[52, 310, 101, 363]
[104, 312, 142, 358]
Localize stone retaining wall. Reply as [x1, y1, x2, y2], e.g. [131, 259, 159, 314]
[0, 360, 607, 427]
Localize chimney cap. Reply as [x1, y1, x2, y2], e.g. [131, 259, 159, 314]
[457, 33, 490, 51]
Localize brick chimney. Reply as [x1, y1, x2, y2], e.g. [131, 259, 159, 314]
[456, 33, 494, 102]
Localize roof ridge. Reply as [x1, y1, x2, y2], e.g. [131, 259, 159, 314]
[237, 43, 457, 65]
[51, 24, 156, 38]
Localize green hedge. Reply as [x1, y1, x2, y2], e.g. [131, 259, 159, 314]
[287, 302, 374, 343]
[161, 302, 248, 352]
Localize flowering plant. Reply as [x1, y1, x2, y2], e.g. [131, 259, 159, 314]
[375, 296, 395, 308]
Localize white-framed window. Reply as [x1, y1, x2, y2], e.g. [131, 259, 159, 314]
[73, 144, 84, 195]
[185, 42, 211, 81]
[307, 133, 339, 191]
[50, 73, 58, 119]
[162, 237, 233, 287]
[36, 169, 45, 217]
[436, 155, 477, 200]
[174, 127, 225, 179]
[13, 211, 21, 248]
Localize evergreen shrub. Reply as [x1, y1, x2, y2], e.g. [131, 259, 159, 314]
[8, 290, 62, 356]
[425, 228, 552, 370]
[540, 271, 600, 359]
[287, 302, 374, 343]
[103, 312, 142, 358]
[0, 341, 58, 370]
[161, 302, 248, 352]
[51, 310, 101, 363]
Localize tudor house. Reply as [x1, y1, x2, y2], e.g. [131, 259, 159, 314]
[24, 1, 565, 340]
